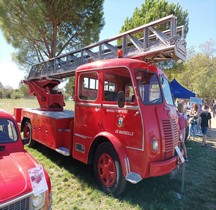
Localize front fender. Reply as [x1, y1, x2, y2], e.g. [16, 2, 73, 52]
[93, 131, 129, 177]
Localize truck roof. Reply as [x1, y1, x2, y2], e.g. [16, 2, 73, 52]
[76, 57, 165, 76]
[77, 58, 149, 71]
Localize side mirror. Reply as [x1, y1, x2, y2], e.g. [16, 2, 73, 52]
[117, 91, 125, 108]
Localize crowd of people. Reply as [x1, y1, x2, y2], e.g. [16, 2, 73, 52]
[175, 99, 213, 162]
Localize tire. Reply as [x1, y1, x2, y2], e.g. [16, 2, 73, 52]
[23, 121, 36, 148]
[94, 142, 127, 197]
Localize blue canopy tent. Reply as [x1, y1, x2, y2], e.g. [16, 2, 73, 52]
[170, 79, 196, 99]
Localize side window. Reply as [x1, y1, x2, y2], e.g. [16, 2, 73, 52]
[161, 77, 174, 106]
[0, 119, 18, 143]
[79, 72, 98, 101]
[135, 69, 162, 104]
[104, 80, 117, 101]
[103, 68, 135, 102]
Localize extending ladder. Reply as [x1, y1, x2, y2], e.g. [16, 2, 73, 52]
[27, 15, 186, 81]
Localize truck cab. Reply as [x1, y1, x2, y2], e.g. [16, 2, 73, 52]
[0, 109, 52, 210]
[73, 58, 180, 196]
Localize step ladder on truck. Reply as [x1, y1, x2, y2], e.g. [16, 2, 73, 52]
[14, 15, 186, 197]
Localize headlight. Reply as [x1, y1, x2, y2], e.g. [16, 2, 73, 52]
[32, 192, 45, 210]
[152, 139, 159, 151]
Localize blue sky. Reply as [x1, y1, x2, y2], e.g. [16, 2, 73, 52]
[0, 0, 215, 88]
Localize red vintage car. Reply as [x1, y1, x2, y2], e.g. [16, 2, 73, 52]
[0, 109, 52, 210]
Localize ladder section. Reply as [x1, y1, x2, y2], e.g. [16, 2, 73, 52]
[27, 14, 186, 80]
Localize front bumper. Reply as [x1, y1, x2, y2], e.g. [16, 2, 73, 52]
[149, 155, 181, 177]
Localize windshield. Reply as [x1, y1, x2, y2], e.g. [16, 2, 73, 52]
[0, 119, 18, 143]
[161, 76, 174, 106]
[135, 69, 162, 105]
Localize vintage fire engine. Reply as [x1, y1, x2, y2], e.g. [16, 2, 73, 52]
[14, 15, 186, 196]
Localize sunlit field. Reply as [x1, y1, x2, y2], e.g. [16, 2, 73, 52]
[0, 98, 74, 114]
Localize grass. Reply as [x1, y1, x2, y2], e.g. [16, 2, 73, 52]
[1, 98, 216, 210]
[0, 98, 74, 114]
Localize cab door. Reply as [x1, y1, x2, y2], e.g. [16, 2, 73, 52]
[101, 67, 143, 150]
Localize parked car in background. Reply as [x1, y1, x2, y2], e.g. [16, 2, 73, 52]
[0, 109, 52, 210]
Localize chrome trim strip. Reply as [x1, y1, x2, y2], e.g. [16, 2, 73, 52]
[102, 104, 139, 110]
[102, 104, 118, 108]
[74, 133, 92, 140]
[126, 146, 144, 151]
[125, 157, 130, 173]
[124, 158, 129, 174]
[75, 102, 101, 108]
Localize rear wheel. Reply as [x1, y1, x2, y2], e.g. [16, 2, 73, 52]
[23, 121, 36, 148]
[94, 142, 127, 197]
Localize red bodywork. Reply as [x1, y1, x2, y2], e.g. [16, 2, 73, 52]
[15, 58, 181, 190]
[0, 109, 52, 209]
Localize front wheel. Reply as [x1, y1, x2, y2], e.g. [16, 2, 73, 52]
[94, 142, 127, 197]
[23, 121, 36, 148]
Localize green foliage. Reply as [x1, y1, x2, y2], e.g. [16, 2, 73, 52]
[11, 91, 23, 99]
[1, 86, 14, 98]
[0, 82, 3, 98]
[18, 83, 29, 98]
[65, 77, 75, 96]
[0, 0, 105, 71]
[119, 0, 189, 37]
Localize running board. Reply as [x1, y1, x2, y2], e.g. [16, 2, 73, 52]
[55, 147, 70, 156]
[126, 172, 142, 184]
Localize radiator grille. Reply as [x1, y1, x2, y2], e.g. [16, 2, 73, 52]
[0, 196, 31, 210]
[172, 119, 179, 146]
[162, 119, 179, 158]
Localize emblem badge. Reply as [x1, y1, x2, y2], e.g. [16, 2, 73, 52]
[117, 114, 124, 128]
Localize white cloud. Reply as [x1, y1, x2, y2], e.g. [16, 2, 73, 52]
[0, 61, 25, 89]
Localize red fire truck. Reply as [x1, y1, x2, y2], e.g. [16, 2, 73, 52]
[14, 15, 186, 196]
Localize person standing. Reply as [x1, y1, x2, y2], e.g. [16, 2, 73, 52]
[177, 102, 188, 161]
[213, 102, 216, 118]
[199, 104, 212, 147]
[188, 103, 199, 141]
[180, 100, 189, 144]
